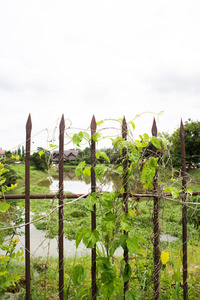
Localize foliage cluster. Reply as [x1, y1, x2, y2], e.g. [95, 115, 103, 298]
[169, 119, 200, 168]
[1, 116, 200, 298]
[30, 147, 52, 171]
[0, 163, 24, 297]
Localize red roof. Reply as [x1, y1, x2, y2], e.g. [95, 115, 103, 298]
[0, 149, 5, 155]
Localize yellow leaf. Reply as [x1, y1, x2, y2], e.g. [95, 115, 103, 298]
[161, 251, 169, 265]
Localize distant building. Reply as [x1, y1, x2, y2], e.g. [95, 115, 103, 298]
[52, 150, 79, 164]
[0, 148, 6, 159]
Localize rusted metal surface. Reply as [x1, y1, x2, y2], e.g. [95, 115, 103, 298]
[25, 114, 32, 300]
[152, 118, 161, 300]
[2, 191, 200, 200]
[91, 115, 97, 300]
[2, 114, 200, 300]
[122, 116, 129, 296]
[0, 194, 88, 199]
[59, 115, 65, 300]
[180, 120, 188, 300]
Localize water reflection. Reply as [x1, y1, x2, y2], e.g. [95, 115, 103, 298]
[49, 169, 123, 194]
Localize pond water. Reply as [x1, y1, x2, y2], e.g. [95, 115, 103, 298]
[48, 168, 122, 194]
[1, 220, 123, 258]
[1, 169, 178, 258]
[160, 233, 178, 243]
[0, 170, 124, 258]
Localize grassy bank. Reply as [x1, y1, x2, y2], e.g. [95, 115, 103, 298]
[8, 163, 58, 195]
[2, 164, 200, 299]
[5, 241, 200, 299]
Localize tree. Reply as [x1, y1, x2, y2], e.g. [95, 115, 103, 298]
[2, 166, 18, 188]
[30, 147, 52, 171]
[170, 119, 200, 167]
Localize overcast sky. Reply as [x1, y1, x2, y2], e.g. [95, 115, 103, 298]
[1, 0, 200, 151]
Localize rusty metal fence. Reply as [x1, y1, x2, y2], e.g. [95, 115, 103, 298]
[1, 114, 200, 300]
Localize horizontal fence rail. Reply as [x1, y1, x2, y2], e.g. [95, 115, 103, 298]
[1, 114, 200, 300]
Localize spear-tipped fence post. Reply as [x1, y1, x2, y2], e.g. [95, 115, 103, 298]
[122, 116, 129, 296]
[25, 114, 32, 300]
[59, 115, 65, 300]
[152, 118, 161, 300]
[91, 115, 97, 300]
[180, 119, 188, 300]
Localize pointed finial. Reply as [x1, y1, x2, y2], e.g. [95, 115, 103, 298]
[26, 114, 32, 133]
[91, 115, 97, 134]
[59, 114, 65, 134]
[60, 114, 65, 126]
[151, 117, 157, 137]
[122, 116, 127, 139]
[180, 119, 185, 138]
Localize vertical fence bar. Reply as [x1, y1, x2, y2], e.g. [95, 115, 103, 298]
[122, 116, 129, 296]
[91, 115, 97, 300]
[59, 115, 65, 300]
[152, 118, 161, 300]
[25, 114, 32, 300]
[180, 120, 188, 300]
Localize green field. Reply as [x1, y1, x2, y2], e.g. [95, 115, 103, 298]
[1, 163, 200, 299]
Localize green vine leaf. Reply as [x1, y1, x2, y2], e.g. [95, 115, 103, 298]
[76, 227, 99, 249]
[94, 164, 107, 179]
[96, 120, 104, 126]
[72, 131, 84, 146]
[96, 151, 110, 163]
[128, 148, 140, 163]
[140, 158, 158, 188]
[75, 161, 86, 177]
[0, 202, 10, 212]
[83, 229, 99, 249]
[129, 121, 135, 130]
[164, 187, 180, 199]
[49, 143, 58, 148]
[82, 166, 91, 177]
[110, 239, 121, 256]
[111, 136, 123, 149]
[151, 136, 162, 149]
[83, 131, 91, 141]
[71, 264, 86, 285]
[76, 228, 85, 248]
[39, 151, 44, 158]
[101, 192, 117, 211]
[123, 265, 132, 282]
[126, 237, 138, 255]
[83, 194, 97, 211]
[92, 132, 102, 142]
[125, 290, 141, 299]
[120, 220, 131, 231]
[101, 211, 116, 232]
[187, 188, 193, 196]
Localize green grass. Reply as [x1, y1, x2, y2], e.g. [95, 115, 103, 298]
[5, 241, 200, 299]
[2, 164, 200, 299]
[8, 163, 58, 195]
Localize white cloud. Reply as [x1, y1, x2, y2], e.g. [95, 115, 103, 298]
[0, 0, 200, 150]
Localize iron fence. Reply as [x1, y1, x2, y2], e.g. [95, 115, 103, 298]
[1, 114, 200, 300]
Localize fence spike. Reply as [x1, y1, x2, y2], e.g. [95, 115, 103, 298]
[122, 116, 129, 295]
[91, 115, 97, 134]
[91, 114, 97, 300]
[60, 114, 65, 131]
[59, 114, 65, 300]
[180, 119, 185, 139]
[25, 114, 32, 300]
[26, 113, 32, 133]
[180, 119, 188, 300]
[152, 117, 160, 300]
[122, 116, 127, 139]
[151, 117, 157, 137]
